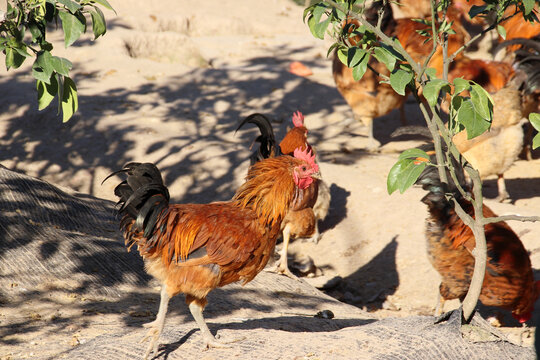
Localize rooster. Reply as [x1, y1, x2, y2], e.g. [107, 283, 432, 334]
[416, 147, 540, 322]
[236, 111, 331, 278]
[104, 150, 320, 359]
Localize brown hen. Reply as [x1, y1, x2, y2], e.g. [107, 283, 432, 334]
[416, 148, 539, 322]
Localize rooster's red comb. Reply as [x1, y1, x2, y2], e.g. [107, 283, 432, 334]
[293, 147, 318, 172]
[292, 111, 304, 128]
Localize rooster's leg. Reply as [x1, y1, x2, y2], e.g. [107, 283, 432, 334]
[359, 116, 380, 152]
[496, 174, 509, 202]
[434, 292, 445, 316]
[275, 225, 298, 279]
[399, 102, 407, 126]
[188, 298, 243, 349]
[141, 284, 170, 360]
[307, 224, 321, 244]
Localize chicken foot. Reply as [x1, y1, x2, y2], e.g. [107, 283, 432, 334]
[188, 301, 245, 348]
[496, 174, 510, 202]
[141, 285, 170, 360]
[306, 225, 321, 244]
[434, 292, 446, 317]
[362, 116, 381, 152]
[273, 225, 299, 280]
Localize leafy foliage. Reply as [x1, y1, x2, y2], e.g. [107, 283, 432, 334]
[305, 0, 539, 324]
[303, 0, 533, 194]
[1, 0, 114, 122]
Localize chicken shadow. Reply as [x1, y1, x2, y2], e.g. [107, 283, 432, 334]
[324, 237, 399, 311]
[319, 183, 350, 233]
[155, 315, 375, 359]
[482, 177, 540, 202]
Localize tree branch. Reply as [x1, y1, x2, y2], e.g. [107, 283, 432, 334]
[482, 215, 540, 225]
[324, 0, 422, 74]
[447, 13, 514, 63]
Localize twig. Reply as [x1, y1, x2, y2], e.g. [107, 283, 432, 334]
[482, 215, 540, 225]
[447, 13, 515, 63]
[325, 0, 422, 74]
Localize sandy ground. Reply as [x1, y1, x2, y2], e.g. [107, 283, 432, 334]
[0, 0, 539, 358]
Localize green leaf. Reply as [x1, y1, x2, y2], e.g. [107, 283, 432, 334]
[57, 0, 82, 13]
[373, 46, 396, 72]
[387, 158, 427, 195]
[51, 56, 73, 76]
[337, 48, 348, 66]
[398, 148, 431, 161]
[28, 22, 45, 43]
[347, 47, 366, 68]
[91, 0, 116, 13]
[58, 11, 86, 47]
[449, 96, 464, 134]
[326, 42, 340, 58]
[531, 113, 540, 131]
[523, 0, 534, 15]
[61, 76, 78, 122]
[453, 78, 470, 95]
[352, 51, 369, 81]
[32, 51, 55, 83]
[423, 79, 450, 107]
[457, 99, 491, 139]
[425, 67, 437, 80]
[469, 5, 487, 19]
[390, 68, 413, 96]
[5, 47, 26, 69]
[90, 7, 106, 39]
[497, 25, 506, 40]
[307, 4, 330, 40]
[13, 45, 31, 58]
[37, 74, 58, 110]
[530, 113, 540, 149]
[470, 83, 493, 120]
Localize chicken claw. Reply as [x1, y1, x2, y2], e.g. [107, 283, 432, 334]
[140, 324, 160, 360]
[203, 334, 246, 349]
[140, 286, 170, 360]
[276, 265, 299, 280]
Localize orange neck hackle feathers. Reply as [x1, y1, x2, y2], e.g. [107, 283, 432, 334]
[233, 157, 296, 229]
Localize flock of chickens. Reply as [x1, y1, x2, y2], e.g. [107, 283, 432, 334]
[104, 1, 540, 359]
[333, 0, 540, 201]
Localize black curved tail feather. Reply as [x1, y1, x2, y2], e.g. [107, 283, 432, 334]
[236, 113, 280, 164]
[104, 163, 170, 239]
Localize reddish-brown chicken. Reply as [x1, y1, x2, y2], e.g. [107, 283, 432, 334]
[395, 0, 485, 24]
[236, 111, 331, 278]
[105, 151, 320, 359]
[499, 5, 540, 52]
[332, 2, 468, 149]
[416, 149, 539, 322]
[448, 57, 514, 93]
